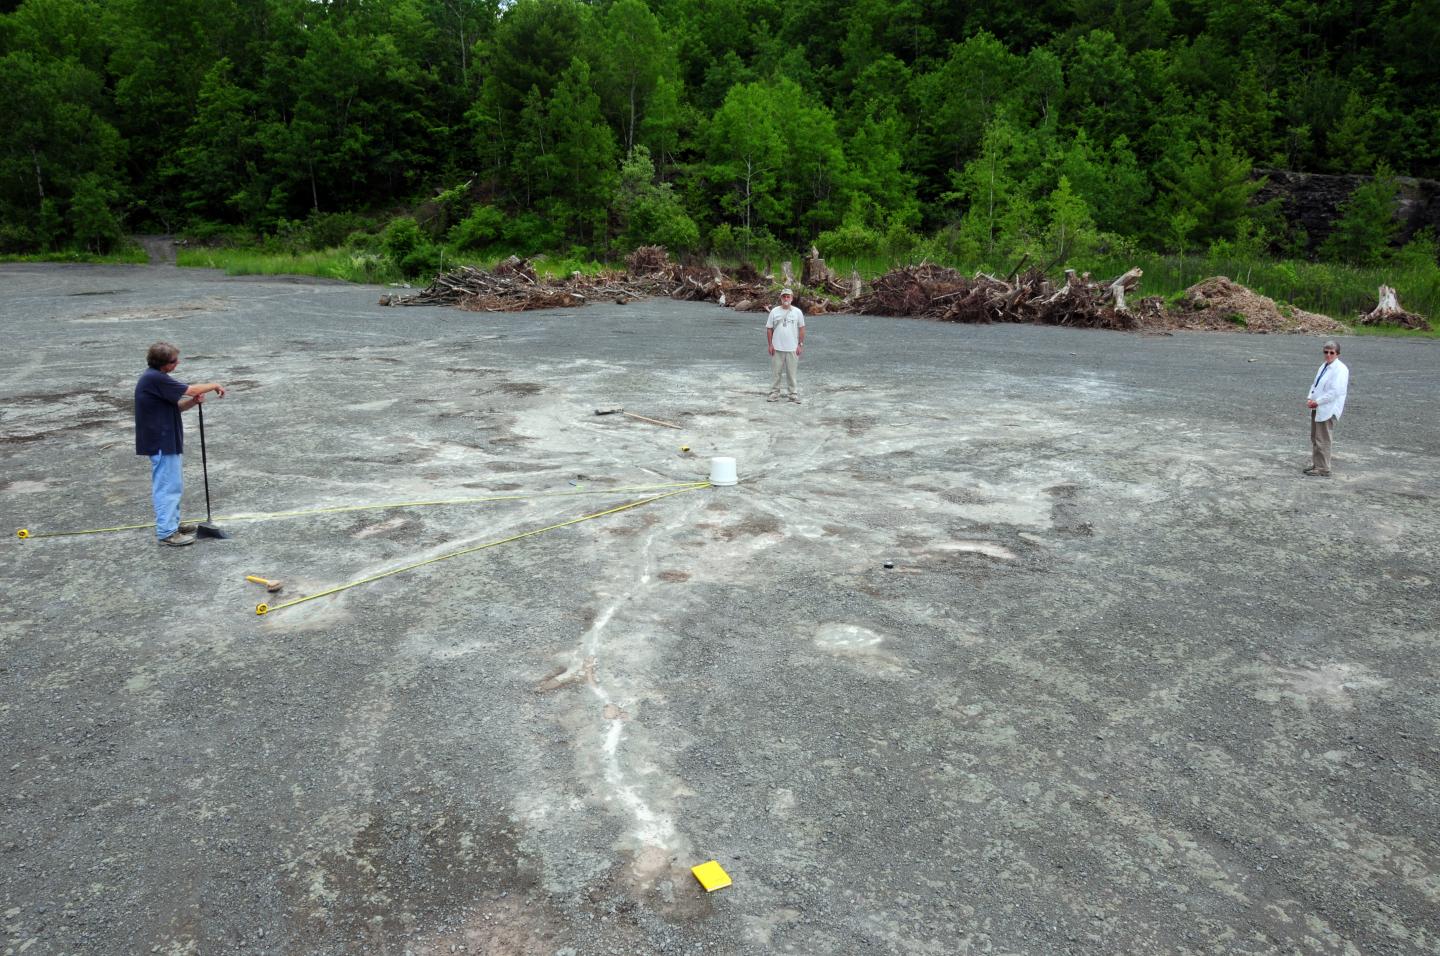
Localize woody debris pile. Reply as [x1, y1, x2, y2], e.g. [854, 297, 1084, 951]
[384, 247, 1399, 334]
[1169, 277, 1347, 334]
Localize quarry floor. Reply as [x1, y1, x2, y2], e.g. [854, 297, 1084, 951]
[2, 262, 1438, 955]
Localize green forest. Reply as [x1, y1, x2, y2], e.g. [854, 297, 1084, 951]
[3, 0, 1438, 283]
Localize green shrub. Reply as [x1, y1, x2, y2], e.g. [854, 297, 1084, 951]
[1395, 229, 1439, 273]
[500, 212, 565, 256]
[182, 221, 252, 246]
[882, 222, 921, 257]
[305, 211, 370, 249]
[69, 174, 123, 254]
[259, 220, 304, 253]
[448, 205, 506, 251]
[37, 199, 64, 251]
[399, 245, 443, 279]
[0, 220, 31, 254]
[816, 220, 884, 259]
[1319, 169, 1401, 266]
[708, 223, 738, 258]
[624, 197, 700, 252]
[381, 217, 425, 261]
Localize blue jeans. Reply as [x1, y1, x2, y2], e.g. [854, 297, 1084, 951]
[149, 453, 183, 540]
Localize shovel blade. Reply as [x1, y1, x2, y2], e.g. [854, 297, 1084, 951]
[196, 523, 231, 540]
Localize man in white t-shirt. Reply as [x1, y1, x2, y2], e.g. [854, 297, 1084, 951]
[1304, 339, 1349, 477]
[765, 288, 806, 404]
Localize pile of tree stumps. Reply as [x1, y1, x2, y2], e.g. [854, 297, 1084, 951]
[846, 263, 1156, 330]
[385, 257, 652, 311]
[383, 247, 1161, 330]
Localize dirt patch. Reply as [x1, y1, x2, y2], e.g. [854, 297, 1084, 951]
[1170, 277, 1348, 334]
[822, 415, 879, 437]
[496, 382, 544, 396]
[700, 514, 784, 540]
[657, 570, 691, 582]
[9, 387, 121, 407]
[604, 512, 659, 537]
[73, 300, 224, 323]
[288, 801, 541, 952]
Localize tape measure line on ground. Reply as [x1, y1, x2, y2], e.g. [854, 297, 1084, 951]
[16, 481, 710, 540]
[256, 484, 708, 616]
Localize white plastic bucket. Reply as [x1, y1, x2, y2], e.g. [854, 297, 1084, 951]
[709, 456, 738, 486]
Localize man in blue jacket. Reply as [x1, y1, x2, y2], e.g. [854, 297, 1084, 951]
[135, 342, 226, 546]
[1304, 340, 1349, 478]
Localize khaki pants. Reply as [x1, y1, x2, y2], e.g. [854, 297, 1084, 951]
[1310, 411, 1335, 473]
[769, 350, 798, 398]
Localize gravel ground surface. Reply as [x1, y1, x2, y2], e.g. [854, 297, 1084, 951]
[2, 262, 1438, 956]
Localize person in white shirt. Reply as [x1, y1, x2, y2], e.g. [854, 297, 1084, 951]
[765, 288, 806, 404]
[1304, 339, 1349, 477]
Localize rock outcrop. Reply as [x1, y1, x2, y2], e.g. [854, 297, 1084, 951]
[1254, 168, 1440, 252]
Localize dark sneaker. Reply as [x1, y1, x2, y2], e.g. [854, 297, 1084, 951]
[1302, 467, 1331, 478]
[178, 522, 199, 533]
[789, 395, 802, 404]
[159, 532, 197, 547]
[767, 394, 780, 403]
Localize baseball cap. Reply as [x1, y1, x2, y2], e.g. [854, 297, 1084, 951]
[781, 288, 794, 296]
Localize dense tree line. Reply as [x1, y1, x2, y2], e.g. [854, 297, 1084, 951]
[2, 0, 1435, 267]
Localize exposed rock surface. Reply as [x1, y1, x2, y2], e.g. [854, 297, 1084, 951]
[1254, 168, 1440, 251]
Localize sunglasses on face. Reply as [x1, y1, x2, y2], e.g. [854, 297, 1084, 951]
[1323, 349, 1336, 354]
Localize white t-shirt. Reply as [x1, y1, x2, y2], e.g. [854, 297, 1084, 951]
[766, 305, 805, 351]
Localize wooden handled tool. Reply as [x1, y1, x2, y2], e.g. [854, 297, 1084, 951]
[245, 575, 284, 593]
[593, 406, 681, 428]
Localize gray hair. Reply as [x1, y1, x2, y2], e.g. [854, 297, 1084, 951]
[1323, 340, 1340, 354]
[146, 341, 179, 369]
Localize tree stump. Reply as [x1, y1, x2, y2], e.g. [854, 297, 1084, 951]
[1107, 267, 1143, 312]
[1359, 285, 1429, 329]
[802, 246, 829, 288]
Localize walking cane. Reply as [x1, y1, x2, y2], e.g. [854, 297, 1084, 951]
[195, 401, 230, 540]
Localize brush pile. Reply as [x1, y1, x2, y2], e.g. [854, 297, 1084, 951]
[846, 264, 1154, 330]
[387, 257, 637, 311]
[385, 246, 1346, 335]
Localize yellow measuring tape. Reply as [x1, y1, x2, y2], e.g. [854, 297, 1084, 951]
[15, 481, 709, 540]
[256, 484, 707, 616]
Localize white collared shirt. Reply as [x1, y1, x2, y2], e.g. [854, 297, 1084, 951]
[1308, 357, 1349, 422]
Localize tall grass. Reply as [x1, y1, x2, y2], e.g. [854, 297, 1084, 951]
[0, 244, 149, 265]
[176, 246, 617, 284]
[531, 256, 612, 278]
[177, 246, 403, 284]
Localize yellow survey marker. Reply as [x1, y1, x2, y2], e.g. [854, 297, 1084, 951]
[690, 860, 732, 892]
